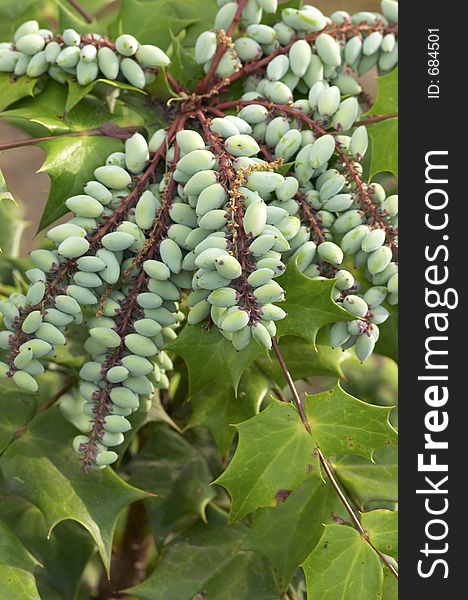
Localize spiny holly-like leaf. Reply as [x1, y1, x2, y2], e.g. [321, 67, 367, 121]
[367, 68, 398, 116]
[0, 408, 148, 572]
[172, 324, 269, 452]
[256, 334, 351, 383]
[5, 508, 96, 600]
[128, 506, 278, 600]
[188, 365, 269, 455]
[0, 73, 39, 112]
[214, 401, 319, 521]
[38, 134, 122, 230]
[305, 383, 397, 460]
[331, 446, 398, 509]
[366, 69, 398, 177]
[2, 81, 139, 134]
[3, 81, 78, 134]
[0, 517, 41, 572]
[171, 323, 264, 393]
[110, 0, 217, 50]
[277, 262, 351, 346]
[0, 387, 37, 454]
[368, 119, 398, 177]
[302, 524, 384, 600]
[242, 475, 343, 591]
[217, 383, 396, 521]
[0, 565, 41, 599]
[361, 510, 398, 559]
[126, 423, 216, 545]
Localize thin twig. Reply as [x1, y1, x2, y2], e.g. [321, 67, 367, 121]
[272, 338, 311, 433]
[354, 113, 398, 127]
[272, 337, 399, 580]
[195, 0, 248, 94]
[66, 0, 93, 23]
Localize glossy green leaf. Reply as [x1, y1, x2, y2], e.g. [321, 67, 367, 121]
[277, 262, 351, 346]
[366, 69, 398, 177]
[242, 476, 343, 590]
[171, 325, 268, 452]
[331, 446, 398, 509]
[127, 423, 216, 544]
[56, 0, 102, 35]
[0, 387, 37, 454]
[342, 355, 398, 409]
[189, 364, 269, 455]
[0, 408, 147, 572]
[128, 506, 278, 600]
[302, 524, 383, 600]
[367, 69, 398, 116]
[215, 401, 318, 521]
[38, 133, 122, 230]
[110, 0, 217, 50]
[0, 565, 41, 600]
[256, 335, 351, 383]
[216, 384, 396, 521]
[172, 325, 264, 393]
[304, 384, 397, 460]
[0, 502, 95, 600]
[361, 509, 398, 559]
[64, 77, 146, 114]
[0, 73, 39, 112]
[0, 517, 40, 572]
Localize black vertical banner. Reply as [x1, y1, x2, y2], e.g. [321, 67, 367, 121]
[400, 1, 466, 597]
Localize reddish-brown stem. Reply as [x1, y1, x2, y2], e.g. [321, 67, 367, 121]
[0, 125, 141, 152]
[214, 98, 397, 251]
[272, 337, 399, 580]
[81, 118, 186, 472]
[272, 338, 311, 433]
[354, 113, 398, 126]
[66, 0, 93, 23]
[166, 72, 185, 95]
[295, 192, 326, 245]
[97, 501, 152, 597]
[195, 0, 248, 94]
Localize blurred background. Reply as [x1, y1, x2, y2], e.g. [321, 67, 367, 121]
[0, 0, 381, 253]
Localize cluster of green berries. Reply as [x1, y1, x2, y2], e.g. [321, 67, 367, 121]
[0, 0, 398, 468]
[0, 21, 169, 88]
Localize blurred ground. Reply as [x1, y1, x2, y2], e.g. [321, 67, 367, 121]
[0, 0, 381, 254]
